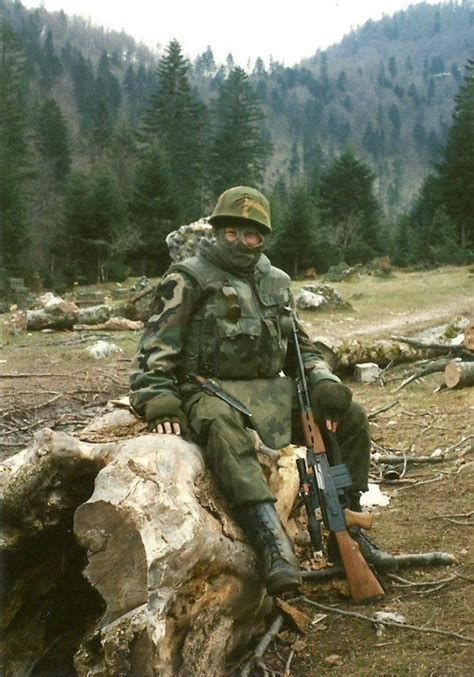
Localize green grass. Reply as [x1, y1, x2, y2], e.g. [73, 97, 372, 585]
[292, 265, 473, 339]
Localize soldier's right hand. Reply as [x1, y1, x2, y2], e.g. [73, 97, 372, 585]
[152, 420, 181, 435]
[144, 395, 187, 436]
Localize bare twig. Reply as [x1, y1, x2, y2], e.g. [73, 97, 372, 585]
[391, 359, 458, 393]
[368, 400, 400, 420]
[426, 510, 474, 521]
[240, 614, 285, 677]
[396, 474, 445, 492]
[296, 597, 474, 643]
[284, 649, 295, 676]
[387, 573, 463, 588]
[444, 435, 474, 453]
[0, 417, 50, 437]
[29, 393, 64, 411]
[0, 369, 86, 378]
[374, 454, 447, 465]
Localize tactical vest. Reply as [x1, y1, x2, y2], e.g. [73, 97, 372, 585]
[170, 254, 292, 381]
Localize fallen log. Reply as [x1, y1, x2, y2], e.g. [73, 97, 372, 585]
[391, 335, 473, 361]
[301, 551, 456, 581]
[445, 361, 474, 389]
[0, 408, 300, 677]
[312, 336, 452, 373]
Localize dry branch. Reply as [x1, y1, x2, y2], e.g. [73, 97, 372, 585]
[240, 614, 285, 677]
[392, 359, 457, 393]
[297, 597, 474, 643]
[368, 400, 400, 420]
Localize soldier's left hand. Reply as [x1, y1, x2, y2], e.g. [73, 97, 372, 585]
[310, 380, 353, 429]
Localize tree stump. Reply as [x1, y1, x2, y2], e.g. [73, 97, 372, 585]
[1, 407, 300, 676]
[445, 360, 474, 389]
[463, 320, 474, 351]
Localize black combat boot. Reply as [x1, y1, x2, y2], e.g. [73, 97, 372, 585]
[349, 528, 396, 571]
[346, 491, 395, 570]
[240, 502, 302, 596]
[347, 490, 363, 513]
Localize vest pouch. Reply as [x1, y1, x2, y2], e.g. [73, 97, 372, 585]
[260, 318, 287, 376]
[216, 317, 261, 379]
[217, 377, 293, 449]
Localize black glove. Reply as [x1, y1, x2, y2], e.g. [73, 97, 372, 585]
[310, 380, 352, 422]
[144, 394, 188, 433]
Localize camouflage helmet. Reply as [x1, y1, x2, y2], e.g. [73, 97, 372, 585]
[209, 186, 272, 234]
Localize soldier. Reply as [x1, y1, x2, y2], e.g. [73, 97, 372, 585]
[129, 186, 372, 596]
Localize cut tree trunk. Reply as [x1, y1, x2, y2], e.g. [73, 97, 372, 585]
[0, 407, 301, 677]
[445, 361, 474, 389]
[464, 320, 474, 351]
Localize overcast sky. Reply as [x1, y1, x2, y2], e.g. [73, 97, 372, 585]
[22, 0, 434, 65]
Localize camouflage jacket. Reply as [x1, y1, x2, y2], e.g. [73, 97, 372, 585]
[129, 243, 339, 418]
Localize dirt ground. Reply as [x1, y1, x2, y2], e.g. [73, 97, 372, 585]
[1, 266, 473, 675]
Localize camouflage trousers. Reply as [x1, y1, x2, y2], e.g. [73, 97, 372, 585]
[182, 388, 371, 510]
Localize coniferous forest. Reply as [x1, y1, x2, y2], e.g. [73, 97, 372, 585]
[0, 0, 473, 289]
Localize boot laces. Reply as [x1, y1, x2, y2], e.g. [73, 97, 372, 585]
[259, 518, 283, 563]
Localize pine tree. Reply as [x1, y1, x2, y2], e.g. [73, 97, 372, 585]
[61, 166, 132, 283]
[210, 67, 270, 197]
[129, 143, 179, 275]
[436, 59, 474, 248]
[141, 40, 207, 221]
[40, 29, 62, 90]
[318, 148, 382, 262]
[69, 51, 95, 128]
[36, 98, 71, 182]
[269, 179, 320, 278]
[0, 21, 30, 277]
[95, 51, 121, 118]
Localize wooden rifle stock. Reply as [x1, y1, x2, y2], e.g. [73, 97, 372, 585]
[335, 530, 384, 603]
[345, 509, 373, 530]
[300, 408, 384, 602]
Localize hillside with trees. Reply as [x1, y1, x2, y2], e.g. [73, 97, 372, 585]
[0, 0, 472, 288]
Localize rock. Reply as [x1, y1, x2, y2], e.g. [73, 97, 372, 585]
[166, 219, 214, 263]
[86, 340, 123, 359]
[372, 611, 406, 637]
[324, 654, 342, 665]
[296, 289, 327, 310]
[353, 362, 381, 383]
[295, 284, 352, 311]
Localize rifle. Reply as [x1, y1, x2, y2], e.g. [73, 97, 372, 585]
[290, 310, 384, 603]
